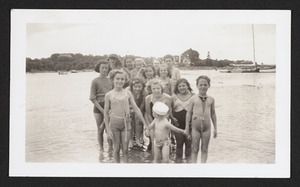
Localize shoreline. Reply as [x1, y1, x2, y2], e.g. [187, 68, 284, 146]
[26, 67, 219, 73]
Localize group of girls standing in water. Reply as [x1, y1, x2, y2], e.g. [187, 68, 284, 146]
[90, 54, 217, 163]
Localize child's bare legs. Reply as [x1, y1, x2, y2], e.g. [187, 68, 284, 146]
[94, 113, 105, 151]
[162, 143, 170, 163]
[129, 116, 135, 148]
[121, 129, 131, 163]
[174, 132, 184, 163]
[112, 130, 121, 163]
[135, 118, 143, 146]
[185, 135, 192, 163]
[191, 128, 201, 163]
[153, 142, 162, 163]
[200, 130, 211, 163]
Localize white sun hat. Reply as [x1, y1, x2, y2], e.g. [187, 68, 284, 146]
[153, 102, 169, 116]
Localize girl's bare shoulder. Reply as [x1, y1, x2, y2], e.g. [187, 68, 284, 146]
[145, 94, 151, 102]
[162, 93, 172, 100]
[207, 95, 215, 102]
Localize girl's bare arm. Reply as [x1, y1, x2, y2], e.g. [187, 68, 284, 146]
[185, 96, 194, 133]
[90, 81, 104, 114]
[210, 98, 217, 138]
[104, 93, 111, 135]
[147, 119, 156, 130]
[166, 122, 185, 134]
[144, 95, 153, 127]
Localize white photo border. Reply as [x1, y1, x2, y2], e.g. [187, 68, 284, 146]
[10, 10, 291, 177]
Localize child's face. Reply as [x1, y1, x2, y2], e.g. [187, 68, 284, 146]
[99, 64, 109, 76]
[153, 111, 159, 118]
[164, 58, 174, 67]
[159, 66, 168, 77]
[151, 84, 162, 95]
[145, 67, 154, 79]
[133, 83, 143, 94]
[108, 58, 117, 68]
[125, 59, 134, 69]
[135, 61, 143, 70]
[113, 73, 126, 88]
[197, 78, 210, 95]
[153, 60, 160, 68]
[177, 82, 188, 94]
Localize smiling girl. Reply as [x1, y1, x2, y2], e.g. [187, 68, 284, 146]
[185, 75, 217, 163]
[157, 64, 174, 96]
[128, 77, 147, 148]
[104, 70, 146, 163]
[171, 78, 194, 163]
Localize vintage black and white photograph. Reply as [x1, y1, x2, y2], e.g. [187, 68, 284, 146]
[10, 10, 290, 177]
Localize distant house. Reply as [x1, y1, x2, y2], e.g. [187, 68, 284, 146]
[181, 57, 191, 66]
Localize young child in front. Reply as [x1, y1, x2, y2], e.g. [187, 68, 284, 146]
[185, 75, 217, 163]
[146, 102, 188, 163]
[104, 70, 147, 163]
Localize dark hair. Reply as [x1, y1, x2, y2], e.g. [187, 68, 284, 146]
[124, 56, 135, 68]
[146, 78, 163, 94]
[157, 64, 171, 77]
[174, 78, 193, 94]
[109, 70, 129, 83]
[108, 54, 123, 69]
[94, 60, 111, 73]
[130, 77, 146, 91]
[163, 54, 174, 62]
[142, 65, 156, 79]
[196, 75, 211, 86]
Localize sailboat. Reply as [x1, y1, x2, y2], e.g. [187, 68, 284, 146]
[220, 25, 275, 73]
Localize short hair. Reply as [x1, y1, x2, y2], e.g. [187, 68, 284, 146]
[174, 78, 193, 94]
[134, 58, 147, 67]
[142, 65, 156, 79]
[108, 54, 123, 68]
[123, 56, 135, 68]
[196, 75, 211, 86]
[163, 54, 174, 62]
[152, 59, 161, 64]
[130, 77, 146, 91]
[109, 70, 129, 83]
[94, 60, 111, 73]
[157, 64, 171, 77]
[146, 78, 163, 94]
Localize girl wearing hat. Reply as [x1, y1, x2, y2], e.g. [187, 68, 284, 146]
[145, 102, 188, 163]
[104, 70, 146, 163]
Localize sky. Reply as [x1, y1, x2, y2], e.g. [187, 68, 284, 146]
[26, 17, 276, 64]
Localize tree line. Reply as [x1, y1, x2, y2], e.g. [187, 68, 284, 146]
[26, 49, 255, 72]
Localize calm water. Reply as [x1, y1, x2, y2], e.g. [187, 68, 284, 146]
[26, 70, 275, 163]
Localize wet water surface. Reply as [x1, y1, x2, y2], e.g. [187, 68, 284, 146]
[26, 70, 275, 164]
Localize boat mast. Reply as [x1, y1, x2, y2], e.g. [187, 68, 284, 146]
[252, 24, 257, 68]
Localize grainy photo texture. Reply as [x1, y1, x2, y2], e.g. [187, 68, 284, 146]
[10, 10, 290, 177]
